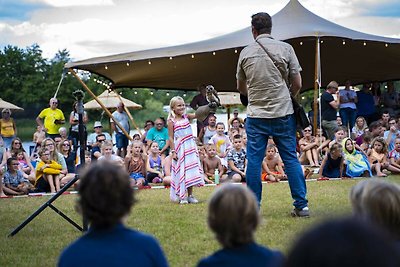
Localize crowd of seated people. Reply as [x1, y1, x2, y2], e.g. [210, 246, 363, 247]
[2, 81, 400, 196]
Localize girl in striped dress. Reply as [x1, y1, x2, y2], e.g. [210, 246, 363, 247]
[168, 96, 205, 204]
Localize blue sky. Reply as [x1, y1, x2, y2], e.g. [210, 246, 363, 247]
[1, 0, 399, 60]
[0, 0, 46, 21]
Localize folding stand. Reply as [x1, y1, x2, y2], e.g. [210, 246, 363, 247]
[8, 89, 88, 237]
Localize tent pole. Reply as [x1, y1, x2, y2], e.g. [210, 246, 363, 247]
[227, 106, 231, 130]
[313, 37, 320, 134]
[69, 68, 133, 141]
[114, 91, 143, 136]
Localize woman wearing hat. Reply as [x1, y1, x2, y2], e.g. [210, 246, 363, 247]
[0, 109, 17, 150]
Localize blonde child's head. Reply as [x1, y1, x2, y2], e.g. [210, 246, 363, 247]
[350, 178, 400, 239]
[206, 144, 217, 158]
[38, 147, 51, 163]
[101, 140, 114, 156]
[168, 96, 185, 120]
[131, 141, 143, 156]
[208, 184, 259, 248]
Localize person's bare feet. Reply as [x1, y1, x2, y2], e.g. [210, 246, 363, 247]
[377, 172, 387, 177]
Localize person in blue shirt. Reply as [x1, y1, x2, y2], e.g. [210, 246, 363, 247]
[197, 184, 284, 267]
[58, 161, 168, 267]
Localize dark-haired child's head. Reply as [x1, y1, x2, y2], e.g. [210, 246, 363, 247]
[77, 161, 135, 229]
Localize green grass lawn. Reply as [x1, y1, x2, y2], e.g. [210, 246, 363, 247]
[1, 177, 400, 267]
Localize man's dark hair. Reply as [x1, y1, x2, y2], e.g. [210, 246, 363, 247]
[251, 12, 272, 34]
[77, 161, 135, 228]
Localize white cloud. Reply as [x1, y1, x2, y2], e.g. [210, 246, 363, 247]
[1, 0, 399, 60]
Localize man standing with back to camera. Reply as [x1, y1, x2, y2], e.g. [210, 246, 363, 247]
[236, 12, 309, 217]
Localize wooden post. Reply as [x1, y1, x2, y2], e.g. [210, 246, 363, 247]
[114, 91, 142, 136]
[69, 69, 133, 141]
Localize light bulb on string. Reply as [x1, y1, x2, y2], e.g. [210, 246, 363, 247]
[191, 54, 195, 59]
[166, 92, 170, 96]
[363, 42, 367, 46]
[342, 40, 346, 45]
[134, 91, 138, 95]
[148, 60, 152, 65]
[212, 52, 216, 56]
[105, 65, 108, 70]
[234, 49, 238, 53]
[126, 62, 130, 66]
[169, 57, 173, 60]
[150, 91, 154, 95]
[300, 41, 303, 45]
[385, 43, 389, 47]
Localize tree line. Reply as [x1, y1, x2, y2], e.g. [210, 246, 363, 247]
[0, 44, 196, 125]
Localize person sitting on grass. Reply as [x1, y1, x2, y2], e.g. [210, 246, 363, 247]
[98, 140, 124, 166]
[124, 141, 147, 187]
[368, 136, 400, 176]
[35, 148, 63, 193]
[342, 138, 372, 178]
[261, 144, 286, 182]
[226, 134, 247, 183]
[146, 142, 164, 184]
[1, 160, 27, 196]
[58, 161, 168, 267]
[318, 143, 344, 179]
[350, 178, 400, 247]
[203, 144, 224, 184]
[197, 184, 284, 267]
[299, 126, 320, 167]
[4, 157, 34, 195]
[388, 137, 400, 170]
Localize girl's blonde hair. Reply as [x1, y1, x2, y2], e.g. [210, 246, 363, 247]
[354, 116, 368, 131]
[168, 96, 185, 120]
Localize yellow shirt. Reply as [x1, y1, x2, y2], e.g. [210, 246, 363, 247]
[35, 160, 63, 186]
[0, 118, 15, 137]
[38, 108, 65, 134]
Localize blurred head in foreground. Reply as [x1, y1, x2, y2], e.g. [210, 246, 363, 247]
[208, 184, 259, 248]
[350, 178, 400, 240]
[285, 218, 400, 267]
[77, 161, 135, 229]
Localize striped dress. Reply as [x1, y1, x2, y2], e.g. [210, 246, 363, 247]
[170, 114, 204, 201]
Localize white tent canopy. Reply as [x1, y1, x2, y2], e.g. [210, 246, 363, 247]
[66, 0, 400, 92]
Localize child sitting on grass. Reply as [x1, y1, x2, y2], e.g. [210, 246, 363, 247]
[124, 141, 147, 187]
[226, 135, 247, 183]
[368, 137, 400, 177]
[197, 184, 284, 267]
[146, 142, 164, 184]
[261, 144, 286, 182]
[318, 143, 344, 179]
[203, 144, 224, 184]
[35, 148, 63, 193]
[388, 137, 400, 170]
[210, 122, 231, 169]
[342, 137, 371, 178]
[4, 157, 34, 195]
